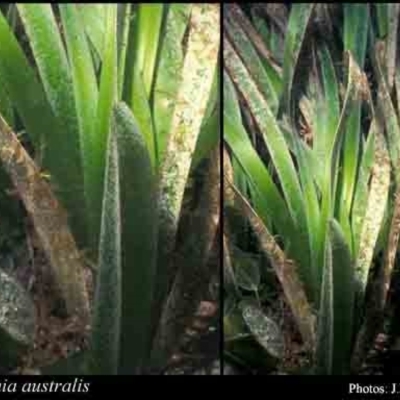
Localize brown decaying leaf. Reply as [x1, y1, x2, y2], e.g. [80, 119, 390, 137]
[225, 177, 316, 354]
[226, 4, 282, 74]
[0, 113, 89, 325]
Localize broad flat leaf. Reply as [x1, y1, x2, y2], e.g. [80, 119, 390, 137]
[0, 269, 35, 368]
[224, 301, 248, 342]
[229, 182, 315, 351]
[233, 248, 261, 292]
[239, 300, 284, 360]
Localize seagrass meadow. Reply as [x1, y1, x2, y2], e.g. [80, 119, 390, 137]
[223, 3, 400, 375]
[0, 4, 220, 375]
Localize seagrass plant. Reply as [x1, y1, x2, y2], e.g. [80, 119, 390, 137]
[223, 3, 400, 375]
[0, 4, 219, 374]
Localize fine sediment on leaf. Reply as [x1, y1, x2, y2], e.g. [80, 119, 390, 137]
[150, 4, 220, 370]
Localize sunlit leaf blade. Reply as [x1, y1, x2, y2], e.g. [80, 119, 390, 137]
[16, 4, 76, 123]
[327, 51, 363, 208]
[225, 36, 305, 228]
[224, 69, 285, 250]
[232, 4, 283, 79]
[372, 40, 400, 185]
[223, 71, 255, 222]
[77, 4, 107, 59]
[152, 4, 191, 163]
[90, 4, 118, 253]
[201, 64, 219, 128]
[317, 51, 364, 290]
[292, 136, 320, 287]
[16, 3, 87, 244]
[117, 4, 131, 100]
[59, 4, 99, 136]
[224, 35, 314, 299]
[352, 128, 376, 257]
[159, 4, 220, 226]
[0, 70, 14, 126]
[223, 114, 292, 239]
[134, 4, 164, 98]
[302, 73, 325, 190]
[59, 3, 99, 242]
[355, 125, 390, 295]
[314, 45, 340, 167]
[131, 68, 157, 169]
[224, 8, 279, 115]
[339, 5, 369, 233]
